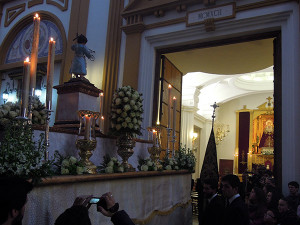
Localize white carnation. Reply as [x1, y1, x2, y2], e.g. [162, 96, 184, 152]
[122, 122, 128, 128]
[130, 100, 135, 106]
[105, 166, 114, 173]
[126, 91, 131, 97]
[141, 165, 148, 171]
[116, 124, 122, 130]
[124, 104, 131, 111]
[115, 98, 122, 105]
[123, 97, 129, 102]
[108, 161, 114, 167]
[69, 156, 77, 165]
[119, 91, 125, 97]
[62, 159, 70, 167]
[116, 109, 122, 114]
[125, 117, 131, 123]
[61, 168, 69, 174]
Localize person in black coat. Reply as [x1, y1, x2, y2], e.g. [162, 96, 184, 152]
[221, 174, 250, 225]
[55, 192, 135, 225]
[200, 178, 225, 225]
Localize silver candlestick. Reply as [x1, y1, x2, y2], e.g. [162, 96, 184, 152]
[166, 127, 172, 157]
[44, 109, 52, 160]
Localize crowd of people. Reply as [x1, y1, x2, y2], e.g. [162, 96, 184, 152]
[0, 176, 135, 225]
[196, 169, 300, 225]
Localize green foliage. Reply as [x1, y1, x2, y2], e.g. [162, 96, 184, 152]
[0, 119, 54, 184]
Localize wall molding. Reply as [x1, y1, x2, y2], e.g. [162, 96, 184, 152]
[4, 3, 25, 27]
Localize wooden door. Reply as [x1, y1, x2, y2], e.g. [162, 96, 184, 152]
[153, 56, 182, 157]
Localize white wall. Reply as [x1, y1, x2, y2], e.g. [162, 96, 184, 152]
[85, 0, 110, 89]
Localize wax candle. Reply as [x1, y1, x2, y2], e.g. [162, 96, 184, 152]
[84, 115, 91, 140]
[21, 57, 30, 117]
[152, 129, 157, 144]
[29, 13, 40, 95]
[172, 96, 176, 137]
[100, 116, 104, 133]
[100, 92, 104, 116]
[168, 84, 172, 128]
[46, 37, 55, 111]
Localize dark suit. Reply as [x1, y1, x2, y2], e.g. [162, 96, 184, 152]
[201, 194, 225, 225]
[111, 210, 135, 225]
[223, 196, 249, 225]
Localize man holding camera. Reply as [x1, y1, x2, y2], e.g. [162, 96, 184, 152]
[55, 192, 135, 225]
[0, 176, 33, 225]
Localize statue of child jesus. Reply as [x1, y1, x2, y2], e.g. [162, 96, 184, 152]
[69, 34, 95, 78]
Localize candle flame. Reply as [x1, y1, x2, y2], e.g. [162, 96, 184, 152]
[168, 84, 172, 88]
[100, 93, 104, 97]
[25, 57, 30, 62]
[152, 129, 157, 133]
[34, 13, 40, 19]
[50, 37, 54, 42]
[101, 116, 104, 120]
[173, 96, 176, 100]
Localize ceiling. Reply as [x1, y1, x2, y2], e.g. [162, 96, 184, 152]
[164, 38, 274, 119]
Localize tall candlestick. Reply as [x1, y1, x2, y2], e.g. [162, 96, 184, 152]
[46, 37, 55, 111]
[29, 13, 40, 94]
[172, 96, 177, 137]
[168, 84, 172, 128]
[21, 57, 30, 117]
[99, 92, 104, 116]
[84, 115, 91, 140]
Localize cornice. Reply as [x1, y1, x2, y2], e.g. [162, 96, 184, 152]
[121, 0, 298, 33]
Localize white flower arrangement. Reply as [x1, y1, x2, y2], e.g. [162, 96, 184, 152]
[162, 156, 179, 171]
[110, 86, 143, 136]
[175, 146, 196, 172]
[98, 154, 124, 174]
[0, 97, 47, 128]
[137, 157, 158, 171]
[54, 151, 87, 175]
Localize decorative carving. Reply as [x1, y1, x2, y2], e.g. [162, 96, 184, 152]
[46, 0, 69, 11]
[154, 10, 164, 17]
[4, 3, 25, 27]
[28, 0, 44, 8]
[204, 18, 215, 32]
[204, 0, 216, 6]
[121, 22, 146, 34]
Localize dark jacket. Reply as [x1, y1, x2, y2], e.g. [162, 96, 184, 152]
[223, 196, 249, 225]
[277, 209, 299, 225]
[201, 194, 225, 225]
[111, 210, 135, 225]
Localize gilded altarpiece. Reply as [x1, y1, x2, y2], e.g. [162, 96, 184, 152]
[235, 97, 274, 174]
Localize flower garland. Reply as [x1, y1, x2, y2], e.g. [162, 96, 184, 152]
[110, 86, 143, 136]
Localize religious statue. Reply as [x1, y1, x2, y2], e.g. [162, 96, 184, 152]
[69, 34, 95, 78]
[259, 119, 274, 148]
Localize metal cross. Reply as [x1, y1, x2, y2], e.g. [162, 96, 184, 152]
[210, 102, 219, 126]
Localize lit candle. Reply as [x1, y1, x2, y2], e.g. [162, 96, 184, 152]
[46, 37, 55, 111]
[21, 57, 30, 117]
[168, 84, 172, 128]
[29, 13, 40, 95]
[84, 114, 91, 140]
[172, 96, 176, 137]
[99, 92, 104, 116]
[152, 129, 157, 144]
[100, 116, 104, 133]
